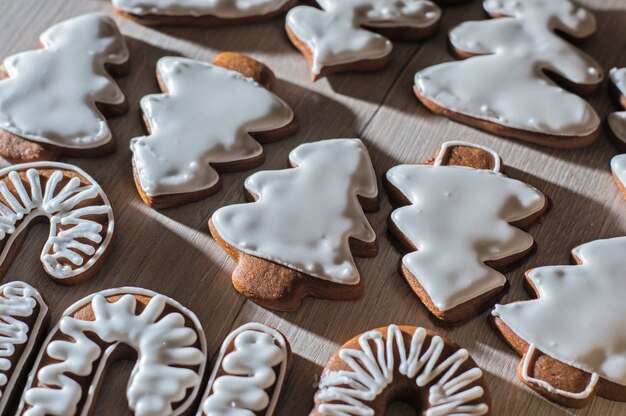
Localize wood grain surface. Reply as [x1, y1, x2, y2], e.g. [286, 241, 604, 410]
[2, 0, 626, 414]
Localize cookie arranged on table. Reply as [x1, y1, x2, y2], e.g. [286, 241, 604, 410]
[385, 141, 547, 323]
[198, 323, 289, 415]
[0, 162, 114, 285]
[0, 13, 128, 162]
[492, 237, 626, 408]
[286, 0, 444, 80]
[113, 0, 297, 26]
[414, 0, 603, 148]
[311, 324, 491, 415]
[18, 287, 207, 415]
[0, 281, 49, 415]
[130, 52, 297, 209]
[210, 138, 379, 311]
[609, 67, 626, 197]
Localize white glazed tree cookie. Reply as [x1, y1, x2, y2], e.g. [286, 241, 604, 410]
[609, 68, 626, 195]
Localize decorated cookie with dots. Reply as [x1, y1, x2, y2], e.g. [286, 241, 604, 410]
[385, 141, 548, 323]
[492, 237, 626, 408]
[210, 138, 379, 311]
[285, 0, 445, 80]
[311, 325, 491, 415]
[130, 52, 297, 209]
[0, 13, 128, 162]
[609, 68, 626, 196]
[198, 323, 289, 415]
[414, 0, 603, 148]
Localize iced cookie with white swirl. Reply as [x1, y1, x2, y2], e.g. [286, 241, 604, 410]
[311, 324, 491, 415]
[113, 0, 297, 26]
[385, 142, 547, 323]
[0, 13, 128, 162]
[210, 138, 378, 311]
[286, 0, 445, 80]
[492, 237, 626, 408]
[414, 0, 603, 148]
[0, 162, 114, 285]
[0, 281, 49, 415]
[130, 52, 297, 209]
[198, 323, 289, 415]
[18, 287, 207, 416]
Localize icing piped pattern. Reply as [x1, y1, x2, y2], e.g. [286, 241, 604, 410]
[0, 13, 128, 149]
[113, 0, 292, 18]
[130, 57, 294, 197]
[199, 323, 288, 415]
[0, 162, 113, 282]
[286, 0, 441, 74]
[212, 138, 378, 285]
[314, 325, 489, 415]
[20, 287, 207, 416]
[414, 0, 602, 138]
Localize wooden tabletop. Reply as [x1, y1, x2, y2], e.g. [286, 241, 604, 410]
[3, 0, 626, 414]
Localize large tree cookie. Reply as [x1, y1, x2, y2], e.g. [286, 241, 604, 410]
[130, 52, 296, 209]
[311, 324, 491, 415]
[414, 0, 603, 148]
[385, 141, 547, 323]
[492, 237, 626, 408]
[0, 13, 128, 161]
[210, 138, 379, 311]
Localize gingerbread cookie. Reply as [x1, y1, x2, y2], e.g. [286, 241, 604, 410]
[492, 237, 626, 408]
[113, 0, 297, 26]
[198, 323, 289, 415]
[18, 287, 207, 415]
[210, 138, 378, 311]
[130, 53, 297, 209]
[286, 0, 443, 80]
[385, 141, 547, 323]
[414, 0, 603, 148]
[0, 13, 129, 161]
[0, 282, 49, 415]
[0, 162, 114, 285]
[311, 324, 491, 415]
[609, 68, 626, 197]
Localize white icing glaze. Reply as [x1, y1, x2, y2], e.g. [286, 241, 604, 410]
[0, 162, 113, 281]
[19, 287, 207, 416]
[493, 237, 626, 390]
[212, 138, 378, 285]
[414, 0, 602, 137]
[113, 0, 292, 18]
[386, 142, 546, 311]
[611, 154, 626, 191]
[0, 13, 128, 149]
[0, 281, 47, 412]
[286, 0, 441, 74]
[199, 322, 288, 415]
[130, 57, 294, 198]
[609, 67, 626, 145]
[314, 325, 489, 415]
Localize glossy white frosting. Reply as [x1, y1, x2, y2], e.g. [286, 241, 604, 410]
[609, 67, 626, 145]
[113, 0, 292, 18]
[611, 154, 626, 191]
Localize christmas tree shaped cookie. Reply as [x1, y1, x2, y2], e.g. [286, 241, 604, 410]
[385, 141, 547, 323]
[286, 0, 444, 80]
[609, 68, 626, 196]
[113, 0, 297, 26]
[414, 0, 603, 148]
[0, 13, 129, 161]
[210, 138, 378, 311]
[493, 237, 626, 408]
[130, 53, 297, 209]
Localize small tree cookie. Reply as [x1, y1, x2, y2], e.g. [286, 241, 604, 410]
[609, 68, 626, 197]
[0, 13, 129, 161]
[210, 138, 378, 311]
[130, 53, 297, 209]
[385, 141, 547, 323]
[414, 0, 603, 148]
[492, 237, 626, 408]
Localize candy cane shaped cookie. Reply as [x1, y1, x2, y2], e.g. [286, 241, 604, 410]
[198, 323, 290, 415]
[0, 162, 114, 285]
[0, 281, 49, 415]
[18, 287, 207, 416]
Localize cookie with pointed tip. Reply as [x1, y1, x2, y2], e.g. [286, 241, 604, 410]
[384, 141, 548, 324]
[130, 52, 297, 209]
